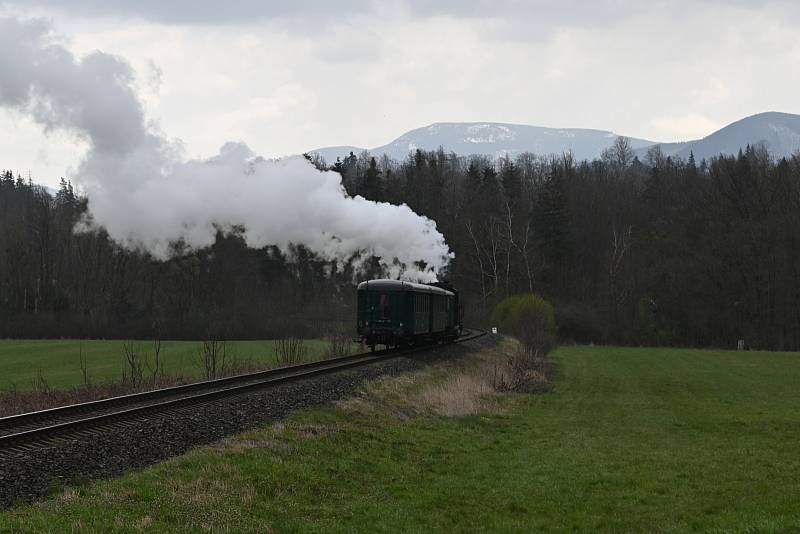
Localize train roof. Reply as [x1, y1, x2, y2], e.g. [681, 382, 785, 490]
[357, 279, 454, 297]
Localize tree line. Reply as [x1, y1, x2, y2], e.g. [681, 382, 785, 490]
[0, 172, 367, 340]
[326, 140, 800, 351]
[2, 139, 799, 349]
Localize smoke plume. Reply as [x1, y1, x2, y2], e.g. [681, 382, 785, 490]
[0, 17, 452, 280]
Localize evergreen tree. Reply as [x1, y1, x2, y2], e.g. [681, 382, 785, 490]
[363, 157, 382, 200]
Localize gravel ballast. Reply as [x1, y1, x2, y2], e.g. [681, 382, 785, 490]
[0, 338, 488, 509]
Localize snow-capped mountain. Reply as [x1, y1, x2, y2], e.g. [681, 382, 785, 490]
[311, 122, 657, 163]
[310, 112, 800, 163]
[639, 112, 800, 161]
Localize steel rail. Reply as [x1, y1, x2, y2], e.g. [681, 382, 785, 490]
[0, 341, 416, 433]
[0, 329, 485, 453]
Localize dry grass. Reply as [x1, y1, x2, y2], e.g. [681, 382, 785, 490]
[486, 343, 554, 394]
[0, 338, 550, 420]
[209, 421, 337, 459]
[57, 488, 80, 504]
[414, 340, 553, 416]
[0, 357, 297, 419]
[289, 422, 337, 439]
[415, 373, 495, 416]
[0, 381, 152, 419]
[134, 515, 153, 530]
[325, 332, 355, 359]
[341, 337, 554, 418]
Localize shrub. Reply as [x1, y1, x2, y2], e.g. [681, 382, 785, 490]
[489, 343, 553, 393]
[326, 332, 353, 359]
[274, 337, 307, 366]
[195, 338, 229, 380]
[491, 294, 557, 353]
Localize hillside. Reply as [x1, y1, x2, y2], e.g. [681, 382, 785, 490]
[312, 122, 656, 162]
[645, 111, 800, 160]
[311, 112, 800, 163]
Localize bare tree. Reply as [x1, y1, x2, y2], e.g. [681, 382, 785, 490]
[608, 224, 633, 328]
[32, 368, 51, 396]
[274, 337, 307, 366]
[466, 220, 489, 307]
[196, 337, 228, 380]
[602, 136, 635, 169]
[514, 219, 535, 293]
[122, 341, 145, 388]
[326, 331, 352, 359]
[146, 337, 163, 384]
[78, 342, 90, 386]
[645, 145, 667, 168]
[503, 201, 515, 297]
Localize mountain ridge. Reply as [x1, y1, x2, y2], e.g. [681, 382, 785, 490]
[310, 112, 800, 163]
[645, 111, 800, 161]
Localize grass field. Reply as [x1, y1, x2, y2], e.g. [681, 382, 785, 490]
[0, 339, 330, 392]
[3, 343, 800, 532]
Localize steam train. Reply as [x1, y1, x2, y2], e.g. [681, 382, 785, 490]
[356, 279, 462, 350]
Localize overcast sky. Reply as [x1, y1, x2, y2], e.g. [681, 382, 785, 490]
[1, 0, 799, 185]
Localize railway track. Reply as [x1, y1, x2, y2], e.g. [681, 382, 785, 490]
[0, 329, 485, 456]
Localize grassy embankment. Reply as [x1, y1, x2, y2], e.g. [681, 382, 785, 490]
[0, 339, 330, 392]
[3, 341, 800, 532]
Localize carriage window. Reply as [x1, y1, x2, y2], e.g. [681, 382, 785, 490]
[380, 294, 390, 318]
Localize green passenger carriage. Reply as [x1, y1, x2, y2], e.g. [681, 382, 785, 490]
[356, 279, 462, 351]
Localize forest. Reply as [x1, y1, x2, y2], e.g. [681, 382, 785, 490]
[2, 138, 799, 350]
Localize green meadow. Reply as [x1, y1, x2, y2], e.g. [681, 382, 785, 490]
[0, 339, 330, 392]
[3, 344, 800, 532]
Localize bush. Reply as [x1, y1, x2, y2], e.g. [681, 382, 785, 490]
[489, 343, 553, 393]
[491, 294, 557, 353]
[274, 337, 307, 366]
[195, 338, 229, 380]
[326, 332, 353, 359]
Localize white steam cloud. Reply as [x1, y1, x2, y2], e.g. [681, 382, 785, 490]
[0, 17, 452, 280]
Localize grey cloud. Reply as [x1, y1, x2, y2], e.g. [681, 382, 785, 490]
[0, 17, 146, 154]
[5, 0, 797, 33]
[0, 0, 719, 25]
[1, 0, 372, 24]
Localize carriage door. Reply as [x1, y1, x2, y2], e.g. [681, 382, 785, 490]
[378, 293, 391, 327]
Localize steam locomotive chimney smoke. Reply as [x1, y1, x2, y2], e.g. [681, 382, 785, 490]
[0, 17, 451, 280]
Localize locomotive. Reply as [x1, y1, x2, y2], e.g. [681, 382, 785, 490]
[356, 279, 462, 351]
